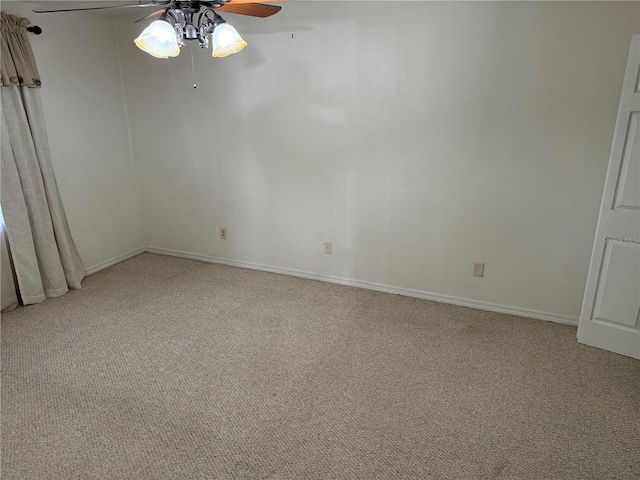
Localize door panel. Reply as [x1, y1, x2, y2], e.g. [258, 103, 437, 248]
[613, 112, 640, 211]
[592, 240, 640, 328]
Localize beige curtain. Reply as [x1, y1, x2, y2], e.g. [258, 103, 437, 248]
[1, 12, 85, 306]
[1, 12, 41, 87]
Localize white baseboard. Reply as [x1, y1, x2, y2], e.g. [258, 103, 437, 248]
[145, 247, 579, 326]
[86, 247, 146, 275]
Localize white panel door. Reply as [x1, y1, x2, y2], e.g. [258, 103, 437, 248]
[578, 35, 640, 359]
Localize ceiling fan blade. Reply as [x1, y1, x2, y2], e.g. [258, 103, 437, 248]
[33, 1, 171, 14]
[219, 0, 290, 4]
[134, 8, 168, 23]
[216, 3, 281, 18]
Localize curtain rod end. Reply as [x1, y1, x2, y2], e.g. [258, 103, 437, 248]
[27, 26, 42, 35]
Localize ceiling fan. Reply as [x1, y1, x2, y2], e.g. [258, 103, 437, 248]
[33, 1, 288, 58]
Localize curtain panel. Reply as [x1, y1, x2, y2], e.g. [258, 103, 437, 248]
[1, 12, 85, 305]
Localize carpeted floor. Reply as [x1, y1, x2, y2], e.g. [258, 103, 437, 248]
[2, 253, 639, 479]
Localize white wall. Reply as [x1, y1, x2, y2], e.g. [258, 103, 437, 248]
[115, 1, 638, 321]
[1, 1, 145, 270]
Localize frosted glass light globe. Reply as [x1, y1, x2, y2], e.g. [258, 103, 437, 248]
[211, 23, 247, 58]
[134, 20, 180, 59]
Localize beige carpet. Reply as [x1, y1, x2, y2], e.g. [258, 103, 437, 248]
[2, 253, 639, 479]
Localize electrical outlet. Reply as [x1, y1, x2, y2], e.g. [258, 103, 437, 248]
[473, 262, 484, 277]
[324, 242, 332, 255]
[220, 228, 227, 240]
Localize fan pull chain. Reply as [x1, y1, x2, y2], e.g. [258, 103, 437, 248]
[190, 43, 196, 89]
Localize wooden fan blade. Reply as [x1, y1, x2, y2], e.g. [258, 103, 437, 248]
[134, 8, 168, 23]
[217, 3, 281, 18]
[33, 1, 170, 14]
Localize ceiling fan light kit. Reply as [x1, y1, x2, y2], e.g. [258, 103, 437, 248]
[34, 1, 284, 59]
[134, 4, 247, 59]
